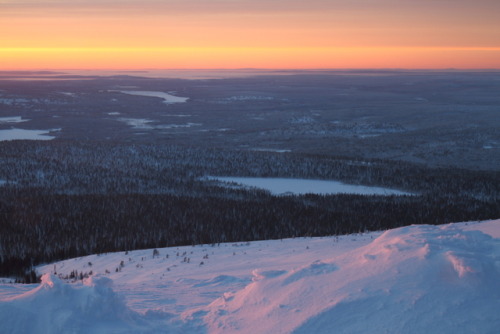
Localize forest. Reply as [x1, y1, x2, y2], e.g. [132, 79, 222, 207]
[0, 140, 498, 282]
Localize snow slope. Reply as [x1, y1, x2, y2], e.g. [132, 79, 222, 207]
[0, 220, 499, 333]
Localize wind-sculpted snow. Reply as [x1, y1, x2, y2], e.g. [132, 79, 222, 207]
[1, 274, 124, 332]
[289, 226, 500, 334]
[0, 274, 188, 333]
[281, 261, 338, 286]
[0, 220, 498, 333]
[200, 223, 500, 333]
[193, 275, 251, 288]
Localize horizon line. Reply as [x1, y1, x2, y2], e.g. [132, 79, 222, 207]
[2, 68, 500, 72]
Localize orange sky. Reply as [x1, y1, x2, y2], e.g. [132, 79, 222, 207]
[1, 0, 500, 69]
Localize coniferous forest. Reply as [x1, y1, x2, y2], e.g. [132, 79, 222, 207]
[0, 71, 499, 282]
[0, 141, 498, 282]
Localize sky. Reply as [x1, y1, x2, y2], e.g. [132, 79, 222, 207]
[1, 0, 500, 70]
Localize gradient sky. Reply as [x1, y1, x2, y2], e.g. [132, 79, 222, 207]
[1, 0, 500, 69]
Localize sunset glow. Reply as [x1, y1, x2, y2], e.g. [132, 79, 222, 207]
[1, 0, 500, 70]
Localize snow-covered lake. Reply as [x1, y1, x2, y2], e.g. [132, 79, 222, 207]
[207, 176, 412, 196]
[0, 116, 28, 124]
[118, 118, 201, 130]
[118, 118, 154, 129]
[0, 128, 58, 141]
[116, 91, 189, 104]
[251, 148, 292, 153]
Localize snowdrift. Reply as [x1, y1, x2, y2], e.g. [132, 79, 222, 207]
[199, 224, 500, 333]
[0, 274, 156, 333]
[1, 221, 499, 333]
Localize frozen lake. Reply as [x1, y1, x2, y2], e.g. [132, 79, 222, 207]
[117, 91, 188, 104]
[0, 116, 28, 124]
[251, 148, 292, 153]
[118, 118, 154, 129]
[118, 118, 201, 130]
[0, 128, 58, 141]
[207, 176, 412, 196]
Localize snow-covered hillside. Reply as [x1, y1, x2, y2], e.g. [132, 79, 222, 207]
[1, 220, 499, 333]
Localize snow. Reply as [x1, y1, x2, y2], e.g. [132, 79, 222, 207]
[198, 221, 500, 333]
[463, 219, 500, 238]
[0, 116, 28, 124]
[0, 220, 498, 333]
[118, 118, 155, 129]
[0, 128, 59, 141]
[206, 176, 413, 196]
[0, 274, 149, 333]
[116, 91, 189, 104]
[0, 98, 31, 105]
[118, 118, 201, 130]
[251, 148, 292, 153]
[58, 92, 77, 97]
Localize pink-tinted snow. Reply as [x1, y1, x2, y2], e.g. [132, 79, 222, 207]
[0, 220, 498, 333]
